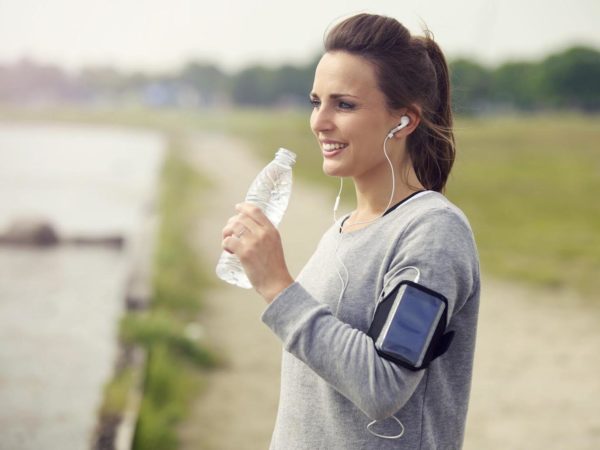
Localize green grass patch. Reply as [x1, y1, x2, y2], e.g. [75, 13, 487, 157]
[120, 312, 218, 368]
[100, 366, 136, 418]
[448, 114, 600, 294]
[152, 134, 215, 315]
[132, 344, 199, 450]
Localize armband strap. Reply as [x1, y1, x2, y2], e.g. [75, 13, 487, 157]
[367, 280, 454, 371]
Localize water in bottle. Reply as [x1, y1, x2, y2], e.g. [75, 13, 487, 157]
[216, 148, 296, 288]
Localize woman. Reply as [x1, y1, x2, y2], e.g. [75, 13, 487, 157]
[222, 13, 480, 450]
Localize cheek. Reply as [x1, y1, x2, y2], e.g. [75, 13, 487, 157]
[351, 128, 387, 162]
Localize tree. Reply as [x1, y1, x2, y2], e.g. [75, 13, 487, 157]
[540, 46, 600, 111]
[449, 58, 493, 114]
[491, 61, 545, 110]
[179, 62, 228, 98]
[232, 66, 278, 105]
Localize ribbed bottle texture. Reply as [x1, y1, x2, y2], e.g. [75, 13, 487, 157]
[216, 148, 296, 288]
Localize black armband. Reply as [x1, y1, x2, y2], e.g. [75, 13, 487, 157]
[367, 280, 454, 371]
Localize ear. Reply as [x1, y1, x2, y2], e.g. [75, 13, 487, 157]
[393, 106, 421, 138]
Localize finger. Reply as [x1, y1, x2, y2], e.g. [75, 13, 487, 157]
[221, 234, 241, 254]
[222, 214, 241, 238]
[222, 214, 259, 239]
[223, 222, 246, 239]
[234, 214, 261, 235]
[235, 203, 271, 227]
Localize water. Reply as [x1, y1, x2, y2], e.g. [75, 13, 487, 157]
[216, 149, 295, 289]
[0, 122, 165, 450]
[0, 122, 165, 235]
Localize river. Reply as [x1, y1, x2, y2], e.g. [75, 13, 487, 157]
[0, 122, 165, 450]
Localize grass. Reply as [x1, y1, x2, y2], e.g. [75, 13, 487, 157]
[132, 343, 198, 450]
[449, 114, 600, 294]
[100, 366, 136, 418]
[151, 134, 215, 315]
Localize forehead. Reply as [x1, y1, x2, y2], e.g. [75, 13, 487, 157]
[312, 51, 380, 96]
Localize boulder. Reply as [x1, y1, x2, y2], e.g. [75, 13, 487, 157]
[0, 218, 59, 246]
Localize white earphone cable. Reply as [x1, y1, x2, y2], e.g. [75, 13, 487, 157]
[333, 134, 395, 315]
[333, 177, 344, 223]
[336, 134, 396, 231]
[331, 127, 411, 441]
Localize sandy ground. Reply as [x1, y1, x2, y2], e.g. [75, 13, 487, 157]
[179, 133, 600, 450]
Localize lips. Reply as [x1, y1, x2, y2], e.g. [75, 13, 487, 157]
[320, 140, 348, 154]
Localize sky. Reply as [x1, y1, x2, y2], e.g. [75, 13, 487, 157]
[0, 0, 599, 74]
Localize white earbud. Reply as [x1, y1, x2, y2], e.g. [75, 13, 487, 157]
[386, 115, 410, 138]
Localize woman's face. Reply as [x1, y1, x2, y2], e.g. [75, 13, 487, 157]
[310, 51, 405, 180]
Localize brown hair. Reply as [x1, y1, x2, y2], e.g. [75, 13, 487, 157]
[324, 13, 455, 192]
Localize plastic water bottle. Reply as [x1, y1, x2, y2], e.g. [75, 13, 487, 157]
[216, 148, 296, 288]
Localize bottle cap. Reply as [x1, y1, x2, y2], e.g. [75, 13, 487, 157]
[276, 148, 297, 166]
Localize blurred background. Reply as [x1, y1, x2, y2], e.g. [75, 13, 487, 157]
[0, 0, 598, 449]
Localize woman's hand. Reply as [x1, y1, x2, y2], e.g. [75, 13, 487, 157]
[221, 203, 294, 303]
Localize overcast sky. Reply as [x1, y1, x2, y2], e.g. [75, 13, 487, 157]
[1, 0, 599, 74]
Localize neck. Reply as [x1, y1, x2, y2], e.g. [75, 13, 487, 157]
[351, 162, 424, 223]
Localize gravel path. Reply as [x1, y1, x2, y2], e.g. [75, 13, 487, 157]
[179, 133, 600, 450]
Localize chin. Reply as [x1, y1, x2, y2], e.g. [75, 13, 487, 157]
[322, 161, 349, 178]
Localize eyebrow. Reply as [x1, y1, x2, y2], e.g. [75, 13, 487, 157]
[309, 92, 360, 99]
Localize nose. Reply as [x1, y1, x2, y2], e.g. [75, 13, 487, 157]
[310, 105, 334, 135]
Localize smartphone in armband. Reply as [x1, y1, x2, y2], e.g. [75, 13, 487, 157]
[367, 280, 454, 371]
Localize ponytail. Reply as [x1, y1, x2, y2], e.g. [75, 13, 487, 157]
[408, 32, 455, 193]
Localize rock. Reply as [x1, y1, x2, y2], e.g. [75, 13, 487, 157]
[0, 217, 59, 246]
[0, 217, 125, 249]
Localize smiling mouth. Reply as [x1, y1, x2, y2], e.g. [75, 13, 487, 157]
[322, 143, 348, 152]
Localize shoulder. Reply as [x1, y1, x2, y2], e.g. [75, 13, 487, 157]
[386, 192, 480, 310]
[411, 191, 471, 226]
[396, 191, 475, 239]
[389, 192, 479, 275]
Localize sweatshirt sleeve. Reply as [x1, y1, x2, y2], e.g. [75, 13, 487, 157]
[261, 208, 479, 421]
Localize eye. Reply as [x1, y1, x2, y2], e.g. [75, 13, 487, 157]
[309, 98, 321, 108]
[338, 101, 355, 110]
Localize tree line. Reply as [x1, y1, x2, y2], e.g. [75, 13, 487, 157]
[450, 46, 599, 113]
[0, 45, 598, 113]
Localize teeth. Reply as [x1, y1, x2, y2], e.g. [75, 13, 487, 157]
[323, 143, 347, 151]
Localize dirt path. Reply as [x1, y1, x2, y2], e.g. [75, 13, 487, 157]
[179, 133, 600, 450]
[465, 278, 600, 449]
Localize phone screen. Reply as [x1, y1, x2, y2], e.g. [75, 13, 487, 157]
[376, 283, 445, 367]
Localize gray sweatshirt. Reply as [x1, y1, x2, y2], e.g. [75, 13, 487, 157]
[261, 191, 480, 450]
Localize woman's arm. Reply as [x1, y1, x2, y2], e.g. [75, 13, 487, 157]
[261, 208, 479, 420]
[224, 203, 479, 420]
